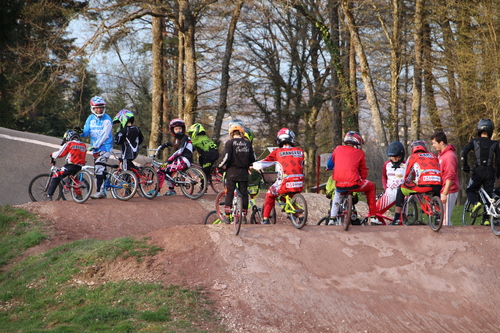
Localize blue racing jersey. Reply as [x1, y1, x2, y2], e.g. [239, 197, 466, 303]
[81, 114, 113, 152]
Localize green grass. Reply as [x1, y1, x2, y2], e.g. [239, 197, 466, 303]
[0, 205, 227, 333]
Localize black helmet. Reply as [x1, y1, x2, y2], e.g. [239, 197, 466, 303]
[61, 130, 80, 145]
[477, 119, 494, 138]
[387, 141, 405, 159]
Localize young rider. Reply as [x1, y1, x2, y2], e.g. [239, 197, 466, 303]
[252, 128, 305, 225]
[46, 130, 87, 200]
[187, 123, 219, 183]
[328, 131, 377, 225]
[391, 140, 442, 225]
[461, 119, 500, 222]
[81, 96, 113, 199]
[218, 123, 256, 224]
[157, 118, 194, 196]
[113, 109, 144, 171]
[376, 141, 407, 217]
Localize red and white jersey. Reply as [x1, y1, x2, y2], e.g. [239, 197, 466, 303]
[253, 146, 305, 193]
[51, 140, 87, 166]
[382, 160, 406, 190]
[404, 152, 441, 187]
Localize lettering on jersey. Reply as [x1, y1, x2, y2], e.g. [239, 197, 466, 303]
[418, 153, 434, 158]
[233, 140, 250, 153]
[279, 150, 304, 157]
[423, 175, 441, 182]
[285, 181, 303, 188]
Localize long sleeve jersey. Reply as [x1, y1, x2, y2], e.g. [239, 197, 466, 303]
[330, 145, 368, 190]
[81, 114, 113, 152]
[51, 140, 87, 166]
[114, 126, 144, 160]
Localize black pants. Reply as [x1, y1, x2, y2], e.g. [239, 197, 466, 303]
[224, 179, 249, 214]
[466, 166, 495, 204]
[48, 164, 81, 196]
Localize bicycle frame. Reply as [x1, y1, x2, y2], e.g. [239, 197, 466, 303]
[403, 192, 443, 232]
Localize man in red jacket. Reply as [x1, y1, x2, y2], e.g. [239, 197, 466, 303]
[431, 131, 460, 226]
[391, 140, 442, 225]
[329, 131, 377, 224]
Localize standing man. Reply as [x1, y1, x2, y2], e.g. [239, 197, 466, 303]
[81, 96, 113, 199]
[431, 131, 460, 226]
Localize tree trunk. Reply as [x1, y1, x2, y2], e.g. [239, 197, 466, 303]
[214, 0, 244, 144]
[149, 4, 164, 150]
[422, 21, 442, 132]
[410, 0, 424, 142]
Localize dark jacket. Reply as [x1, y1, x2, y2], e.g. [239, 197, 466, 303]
[218, 138, 256, 181]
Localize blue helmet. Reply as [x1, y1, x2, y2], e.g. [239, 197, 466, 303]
[90, 96, 106, 118]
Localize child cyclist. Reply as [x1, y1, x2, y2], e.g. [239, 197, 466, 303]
[46, 130, 87, 200]
[218, 122, 256, 224]
[328, 131, 377, 225]
[375, 141, 407, 218]
[391, 140, 442, 225]
[252, 128, 305, 225]
[461, 119, 500, 224]
[187, 123, 219, 183]
[113, 109, 144, 171]
[156, 118, 194, 196]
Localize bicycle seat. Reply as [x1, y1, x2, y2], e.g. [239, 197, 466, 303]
[106, 164, 120, 169]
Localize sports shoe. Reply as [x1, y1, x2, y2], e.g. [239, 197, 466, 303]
[164, 190, 176, 196]
[222, 216, 231, 224]
[45, 195, 52, 201]
[370, 217, 382, 225]
[328, 217, 338, 225]
[261, 219, 270, 225]
[389, 220, 401, 225]
[75, 194, 83, 200]
[147, 190, 160, 197]
[471, 202, 482, 214]
[242, 217, 247, 224]
[484, 220, 491, 226]
[90, 192, 106, 199]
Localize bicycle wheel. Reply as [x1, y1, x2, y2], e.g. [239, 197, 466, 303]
[340, 194, 352, 231]
[269, 206, 277, 224]
[317, 216, 329, 225]
[210, 168, 224, 194]
[179, 166, 207, 199]
[429, 196, 444, 232]
[490, 200, 500, 236]
[111, 170, 138, 201]
[215, 191, 227, 220]
[204, 210, 220, 225]
[288, 194, 308, 229]
[70, 170, 93, 203]
[462, 199, 485, 225]
[402, 195, 419, 225]
[28, 174, 62, 202]
[250, 205, 263, 224]
[138, 166, 159, 199]
[233, 195, 243, 235]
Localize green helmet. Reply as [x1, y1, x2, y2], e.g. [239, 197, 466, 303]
[113, 109, 135, 128]
[244, 127, 254, 142]
[187, 123, 206, 138]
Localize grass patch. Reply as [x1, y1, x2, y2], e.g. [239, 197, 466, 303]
[0, 206, 226, 332]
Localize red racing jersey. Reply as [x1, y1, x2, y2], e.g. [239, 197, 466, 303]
[331, 145, 368, 189]
[51, 140, 87, 166]
[404, 152, 441, 187]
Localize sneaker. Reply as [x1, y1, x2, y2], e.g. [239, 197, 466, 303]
[242, 217, 247, 224]
[164, 190, 176, 196]
[389, 220, 401, 225]
[328, 217, 337, 225]
[90, 192, 106, 199]
[471, 202, 482, 214]
[45, 195, 53, 201]
[75, 194, 83, 200]
[369, 217, 382, 225]
[147, 190, 160, 197]
[222, 216, 231, 224]
[261, 219, 270, 225]
[484, 220, 491, 226]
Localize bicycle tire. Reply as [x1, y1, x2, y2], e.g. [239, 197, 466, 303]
[490, 199, 500, 236]
[317, 216, 329, 225]
[111, 170, 138, 201]
[269, 206, 277, 224]
[234, 195, 243, 235]
[210, 168, 224, 194]
[204, 210, 220, 225]
[138, 166, 159, 199]
[215, 191, 227, 220]
[28, 174, 62, 202]
[341, 194, 352, 231]
[429, 196, 444, 232]
[461, 199, 485, 225]
[288, 193, 308, 229]
[70, 170, 93, 203]
[248, 205, 260, 224]
[179, 166, 207, 199]
[402, 195, 419, 225]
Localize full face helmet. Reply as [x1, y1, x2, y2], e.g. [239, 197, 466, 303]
[244, 127, 254, 142]
[477, 119, 494, 138]
[61, 129, 80, 145]
[169, 118, 186, 138]
[411, 140, 428, 154]
[343, 131, 364, 148]
[187, 123, 206, 138]
[276, 128, 295, 147]
[113, 109, 135, 128]
[89, 96, 106, 118]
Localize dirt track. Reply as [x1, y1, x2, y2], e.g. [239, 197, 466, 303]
[17, 193, 500, 333]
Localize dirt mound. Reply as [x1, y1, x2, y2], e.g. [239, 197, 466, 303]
[16, 193, 500, 332]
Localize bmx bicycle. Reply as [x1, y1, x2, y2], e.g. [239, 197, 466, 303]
[462, 185, 500, 236]
[402, 192, 444, 232]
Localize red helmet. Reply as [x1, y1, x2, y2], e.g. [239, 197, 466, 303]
[343, 131, 364, 147]
[411, 140, 428, 154]
[276, 128, 295, 147]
